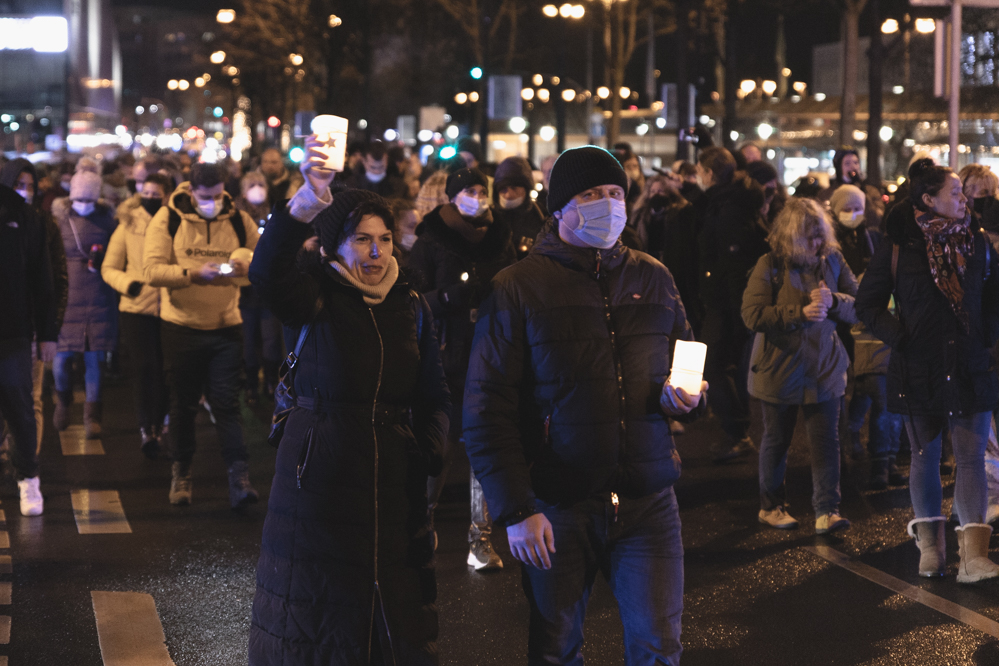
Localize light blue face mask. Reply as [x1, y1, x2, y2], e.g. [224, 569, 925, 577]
[570, 197, 627, 249]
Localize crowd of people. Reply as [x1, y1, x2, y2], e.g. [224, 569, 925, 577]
[2, 132, 999, 664]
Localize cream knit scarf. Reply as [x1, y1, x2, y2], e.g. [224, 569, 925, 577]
[330, 256, 400, 306]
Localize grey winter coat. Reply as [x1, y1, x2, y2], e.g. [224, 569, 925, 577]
[742, 250, 859, 404]
[52, 198, 118, 352]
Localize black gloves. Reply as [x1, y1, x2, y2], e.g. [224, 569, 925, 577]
[126, 281, 144, 298]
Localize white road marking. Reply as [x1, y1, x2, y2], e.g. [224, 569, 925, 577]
[0, 582, 10, 605]
[91, 591, 175, 666]
[804, 545, 999, 638]
[0, 533, 9, 549]
[0, 616, 10, 643]
[71, 491, 131, 534]
[60, 426, 105, 455]
[0, 556, 11, 574]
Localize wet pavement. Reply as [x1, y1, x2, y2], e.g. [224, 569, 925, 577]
[5, 373, 999, 665]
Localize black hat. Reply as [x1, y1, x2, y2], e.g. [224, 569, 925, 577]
[547, 146, 629, 214]
[445, 168, 489, 200]
[314, 188, 387, 255]
[493, 157, 534, 194]
[745, 161, 778, 186]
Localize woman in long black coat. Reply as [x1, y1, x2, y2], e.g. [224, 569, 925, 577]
[247, 155, 451, 665]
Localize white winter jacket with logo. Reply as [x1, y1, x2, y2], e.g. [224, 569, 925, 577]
[143, 183, 258, 330]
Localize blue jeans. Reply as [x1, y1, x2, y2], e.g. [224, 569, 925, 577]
[53, 351, 103, 402]
[759, 399, 842, 515]
[522, 487, 683, 666]
[906, 411, 991, 524]
[848, 374, 903, 460]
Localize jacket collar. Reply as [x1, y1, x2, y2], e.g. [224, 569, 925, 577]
[419, 204, 513, 260]
[530, 219, 628, 273]
[167, 181, 237, 225]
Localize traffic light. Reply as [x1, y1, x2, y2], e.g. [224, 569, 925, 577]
[470, 66, 483, 80]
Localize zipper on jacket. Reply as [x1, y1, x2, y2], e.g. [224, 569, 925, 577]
[366, 307, 397, 666]
[594, 250, 628, 456]
[296, 426, 315, 489]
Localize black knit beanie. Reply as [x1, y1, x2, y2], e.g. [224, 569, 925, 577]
[745, 161, 778, 186]
[314, 188, 388, 255]
[547, 146, 629, 214]
[493, 157, 534, 194]
[445, 168, 489, 200]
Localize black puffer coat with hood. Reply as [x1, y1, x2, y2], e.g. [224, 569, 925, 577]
[463, 221, 701, 527]
[855, 199, 999, 418]
[247, 201, 451, 665]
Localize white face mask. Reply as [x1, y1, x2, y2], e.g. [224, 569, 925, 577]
[500, 196, 525, 210]
[837, 210, 864, 229]
[15, 188, 32, 205]
[399, 233, 417, 251]
[569, 198, 628, 249]
[456, 193, 488, 218]
[245, 186, 267, 206]
[367, 171, 386, 184]
[72, 201, 95, 217]
[196, 196, 223, 219]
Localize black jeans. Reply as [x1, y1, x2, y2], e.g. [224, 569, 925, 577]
[161, 323, 246, 466]
[119, 312, 169, 431]
[0, 341, 39, 478]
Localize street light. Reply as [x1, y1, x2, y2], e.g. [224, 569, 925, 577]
[562, 89, 576, 102]
[537, 88, 551, 102]
[793, 81, 807, 94]
[618, 86, 631, 99]
[543, 5, 559, 17]
[521, 88, 535, 101]
[210, 50, 226, 64]
[761, 80, 777, 96]
[881, 18, 899, 34]
[539, 126, 556, 141]
[167, 79, 179, 90]
[559, 4, 573, 18]
[509, 117, 527, 133]
[533, 74, 544, 86]
[328, 15, 342, 28]
[914, 18, 935, 34]
[195, 77, 206, 87]
[597, 86, 610, 99]
[740, 79, 756, 94]
[781, 67, 791, 78]
[469, 91, 480, 103]
[455, 92, 468, 104]
[879, 125, 893, 142]
[570, 5, 585, 19]
[290, 53, 304, 66]
[216, 9, 235, 24]
[757, 123, 774, 140]
[178, 79, 190, 90]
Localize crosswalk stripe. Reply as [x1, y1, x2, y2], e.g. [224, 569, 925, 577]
[91, 591, 175, 666]
[0, 533, 9, 549]
[60, 426, 105, 456]
[0, 557, 11, 574]
[0, 616, 10, 643]
[0, 582, 11, 605]
[71, 491, 131, 535]
[804, 545, 999, 638]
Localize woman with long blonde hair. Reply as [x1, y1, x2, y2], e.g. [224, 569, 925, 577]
[742, 197, 859, 534]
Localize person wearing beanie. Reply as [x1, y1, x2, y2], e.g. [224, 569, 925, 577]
[457, 136, 494, 197]
[143, 162, 259, 509]
[0, 177, 57, 517]
[464, 145, 705, 664]
[0, 159, 68, 458]
[829, 184, 908, 490]
[408, 166, 515, 572]
[492, 157, 546, 259]
[344, 141, 408, 199]
[50, 171, 118, 443]
[247, 136, 450, 664]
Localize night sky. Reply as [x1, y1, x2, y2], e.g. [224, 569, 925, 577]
[109, 0, 925, 90]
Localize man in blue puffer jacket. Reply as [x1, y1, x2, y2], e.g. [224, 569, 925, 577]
[464, 146, 707, 665]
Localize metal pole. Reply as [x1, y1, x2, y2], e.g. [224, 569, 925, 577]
[586, 22, 594, 145]
[949, 0, 961, 166]
[866, 0, 884, 185]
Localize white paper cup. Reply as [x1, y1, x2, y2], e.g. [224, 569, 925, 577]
[310, 115, 349, 172]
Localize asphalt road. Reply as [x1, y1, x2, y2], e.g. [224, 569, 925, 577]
[4, 373, 999, 665]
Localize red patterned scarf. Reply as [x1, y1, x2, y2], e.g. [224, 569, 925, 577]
[914, 207, 974, 330]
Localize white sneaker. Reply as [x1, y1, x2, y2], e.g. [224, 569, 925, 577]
[18, 477, 43, 516]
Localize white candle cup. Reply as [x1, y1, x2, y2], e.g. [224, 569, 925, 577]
[668, 340, 707, 396]
[309, 115, 349, 172]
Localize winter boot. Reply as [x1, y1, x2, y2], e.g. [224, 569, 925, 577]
[169, 462, 192, 506]
[227, 461, 259, 509]
[956, 523, 999, 583]
[83, 402, 102, 439]
[908, 517, 946, 577]
[888, 456, 909, 486]
[870, 458, 890, 491]
[140, 427, 159, 460]
[53, 390, 72, 431]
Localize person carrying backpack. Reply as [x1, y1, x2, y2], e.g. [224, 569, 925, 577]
[143, 162, 259, 509]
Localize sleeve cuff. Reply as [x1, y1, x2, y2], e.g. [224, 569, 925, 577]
[496, 504, 539, 528]
[288, 185, 332, 223]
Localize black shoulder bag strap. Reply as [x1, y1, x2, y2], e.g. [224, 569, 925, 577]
[268, 320, 315, 448]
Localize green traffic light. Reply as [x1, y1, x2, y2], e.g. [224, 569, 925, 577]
[470, 67, 483, 80]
